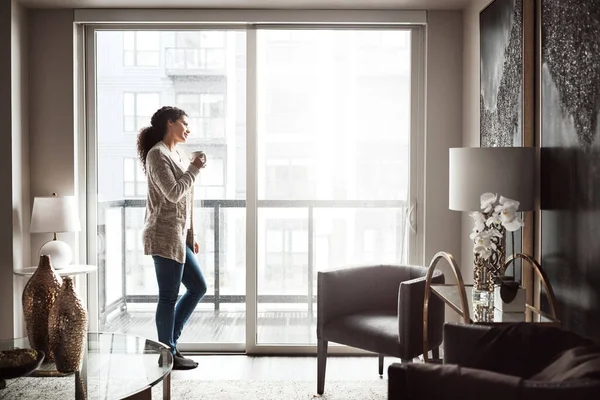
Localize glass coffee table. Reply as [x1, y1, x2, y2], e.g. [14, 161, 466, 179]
[0, 332, 172, 400]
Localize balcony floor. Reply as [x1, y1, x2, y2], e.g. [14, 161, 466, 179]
[102, 309, 318, 344]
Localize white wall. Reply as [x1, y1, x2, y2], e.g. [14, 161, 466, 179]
[460, 0, 490, 282]
[424, 11, 463, 278]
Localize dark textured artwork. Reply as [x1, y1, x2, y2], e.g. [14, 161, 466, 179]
[540, 0, 600, 340]
[480, 0, 523, 148]
[480, 0, 523, 274]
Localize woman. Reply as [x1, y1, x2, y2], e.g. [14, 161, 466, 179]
[138, 106, 207, 370]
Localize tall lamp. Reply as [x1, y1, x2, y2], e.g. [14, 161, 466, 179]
[30, 193, 81, 270]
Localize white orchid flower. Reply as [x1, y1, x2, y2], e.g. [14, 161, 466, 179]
[497, 196, 520, 209]
[486, 213, 502, 227]
[502, 213, 524, 231]
[480, 193, 497, 213]
[494, 196, 523, 232]
[471, 193, 526, 261]
[469, 211, 486, 233]
[473, 229, 500, 250]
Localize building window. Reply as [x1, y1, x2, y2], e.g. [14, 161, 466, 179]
[175, 93, 225, 138]
[193, 155, 226, 199]
[123, 31, 160, 67]
[123, 92, 160, 134]
[124, 158, 147, 198]
[172, 31, 226, 70]
[265, 159, 315, 199]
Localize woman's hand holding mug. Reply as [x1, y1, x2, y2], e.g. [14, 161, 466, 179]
[191, 151, 207, 169]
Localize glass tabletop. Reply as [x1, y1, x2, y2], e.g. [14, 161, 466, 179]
[431, 284, 558, 324]
[0, 332, 172, 399]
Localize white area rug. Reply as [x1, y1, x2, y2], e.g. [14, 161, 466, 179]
[154, 380, 387, 400]
[1, 378, 387, 400]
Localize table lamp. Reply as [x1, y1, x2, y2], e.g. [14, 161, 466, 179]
[449, 147, 535, 291]
[449, 147, 535, 213]
[30, 193, 81, 269]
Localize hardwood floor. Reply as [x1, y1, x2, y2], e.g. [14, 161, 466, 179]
[170, 355, 400, 381]
[104, 310, 317, 343]
[106, 310, 417, 383]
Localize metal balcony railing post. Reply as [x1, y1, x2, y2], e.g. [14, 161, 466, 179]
[121, 204, 127, 312]
[308, 205, 314, 322]
[214, 203, 221, 312]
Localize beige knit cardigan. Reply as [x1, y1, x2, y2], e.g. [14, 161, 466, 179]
[142, 141, 200, 264]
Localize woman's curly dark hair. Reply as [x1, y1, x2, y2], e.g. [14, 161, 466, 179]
[137, 106, 187, 174]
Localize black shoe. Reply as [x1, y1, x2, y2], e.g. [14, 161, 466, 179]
[175, 349, 198, 366]
[172, 355, 198, 370]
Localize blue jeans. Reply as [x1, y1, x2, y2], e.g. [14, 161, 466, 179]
[153, 246, 207, 355]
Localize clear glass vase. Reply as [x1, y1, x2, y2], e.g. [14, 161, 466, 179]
[472, 247, 505, 313]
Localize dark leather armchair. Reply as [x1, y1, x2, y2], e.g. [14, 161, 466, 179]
[316, 264, 445, 395]
[388, 323, 600, 399]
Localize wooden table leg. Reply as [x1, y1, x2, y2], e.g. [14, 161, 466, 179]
[163, 372, 171, 400]
[123, 388, 152, 400]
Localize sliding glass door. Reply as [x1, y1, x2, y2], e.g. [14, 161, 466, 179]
[86, 25, 422, 353]
[253, 28, 414, 348]
[89, 29, 247, 351]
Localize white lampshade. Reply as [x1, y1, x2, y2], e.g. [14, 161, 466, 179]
[449, 147, 535, 212]
[30, 195, 81, 233]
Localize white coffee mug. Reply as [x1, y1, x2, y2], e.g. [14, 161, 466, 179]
[191, 151, 206, 162]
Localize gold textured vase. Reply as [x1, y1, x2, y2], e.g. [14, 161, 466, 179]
[22, 255, 62, 359]
[49, 276, 88, 373]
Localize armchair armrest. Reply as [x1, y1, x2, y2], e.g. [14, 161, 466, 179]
[398, 267, 445, 357]
[317, 265, 411, 336]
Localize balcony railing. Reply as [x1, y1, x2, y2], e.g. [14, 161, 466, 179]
[97, 198, 407, 325]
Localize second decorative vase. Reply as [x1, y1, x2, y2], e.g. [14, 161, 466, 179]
[48, 276, 88, 373]
[22, 255, 62, 360]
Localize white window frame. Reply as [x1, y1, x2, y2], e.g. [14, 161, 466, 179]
[79, 10, 426, 356]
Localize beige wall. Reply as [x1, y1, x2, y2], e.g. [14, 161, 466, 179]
[424, 11, 463, 277]
[11, 0, 31, 339]
[1, 0, 30, 340]
[460, 0, 490, 282]
[0, 0, 14, 340]
[29, 9, 78, 266]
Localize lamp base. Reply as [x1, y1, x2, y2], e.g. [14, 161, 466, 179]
[39, 240, 72, 270]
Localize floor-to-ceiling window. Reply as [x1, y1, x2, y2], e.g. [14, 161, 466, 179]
[255, 29, 413, 345]
[86, 21, 423, 353]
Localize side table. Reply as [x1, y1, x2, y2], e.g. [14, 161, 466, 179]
[422, 251, 561, 363]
